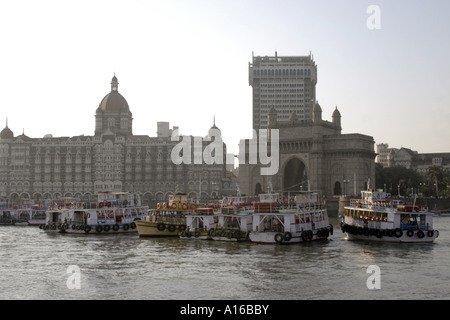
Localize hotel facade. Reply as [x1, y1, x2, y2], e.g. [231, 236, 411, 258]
[0, 76, 233, 205]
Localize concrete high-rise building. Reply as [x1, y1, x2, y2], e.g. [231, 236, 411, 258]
[249, 52, 317, 130]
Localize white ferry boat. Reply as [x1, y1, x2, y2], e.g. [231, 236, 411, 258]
[42, 192, 148, 234]
[14, 206, 47, 226]
[42, 206, 71, 234]
[209, 211, 254, 242]
[340, 190, 439, 243]
[135, 192, 190, 237]
[179, 208, 217, 240]
[249, 192, 333, 244]
[207, 193, 258, 242]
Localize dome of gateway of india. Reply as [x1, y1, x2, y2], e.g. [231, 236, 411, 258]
[96, 74, 131, 114]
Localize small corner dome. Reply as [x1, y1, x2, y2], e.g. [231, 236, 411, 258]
[332, 106, 341, 118]
[313, 101, 322, 112]
[0, 125, 14, 139]
[207, 117, 221, 139]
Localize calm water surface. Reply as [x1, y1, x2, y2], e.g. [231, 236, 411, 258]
[1, 217, 449, 300]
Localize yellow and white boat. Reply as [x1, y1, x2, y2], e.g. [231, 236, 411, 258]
[135, 192, 194, 237]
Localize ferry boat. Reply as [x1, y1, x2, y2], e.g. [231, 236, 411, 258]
[207, 194, 257, 242]
[0, 208, 16, 225]
[42, 206, 71, 234]
[42, 192, 148, 234]
[135, 192, 190, 237]
[179, 208, 217, 240]
[340, 190, 439, 242]
[14, 206, 47, 226]
[249, 192, 333, 244]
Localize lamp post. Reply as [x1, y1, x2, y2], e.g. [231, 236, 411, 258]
[343, 180, 350, 196]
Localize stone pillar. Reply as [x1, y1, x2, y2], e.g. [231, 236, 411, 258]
[338, 195, 350, 215]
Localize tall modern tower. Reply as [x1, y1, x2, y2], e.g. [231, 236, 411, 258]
[249, 52, 317, 130]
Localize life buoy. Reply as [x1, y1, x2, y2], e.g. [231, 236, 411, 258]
[182, 203, 188, 210]
[190, 204, 197, 210]
[172, 203, 177, 210]
[284, 232, 292, 241]
[274, 233, 283, 244]
[157, 223, 166, 231]
[157, 203, 161, 209]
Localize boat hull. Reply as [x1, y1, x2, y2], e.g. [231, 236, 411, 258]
[209, 228, 250, 242]
[179, 230, 211, 240]
[341, 224, 439, 243]
[344, 231, 438, 243]
[43, 222, 139, 234]
[250, 229, 330, 244]
[135, 219, 186, 237]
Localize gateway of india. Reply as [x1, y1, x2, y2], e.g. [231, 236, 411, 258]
[238, 52, 376, 197]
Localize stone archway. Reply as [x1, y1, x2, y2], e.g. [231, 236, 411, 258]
[334, 181, 342, 195]
[254, 183, 262, 195]
[283, 157, 308, 192]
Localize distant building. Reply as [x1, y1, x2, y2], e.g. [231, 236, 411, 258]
[0, 76, 235, 205]
[376, 143, 450, 174]
[249, 52, 317, 130]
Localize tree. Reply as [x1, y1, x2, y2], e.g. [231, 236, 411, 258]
[375, 165, 420, 196]
[427, 165, 449, 198]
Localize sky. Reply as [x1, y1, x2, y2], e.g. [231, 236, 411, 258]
[0, 0, 449, 156]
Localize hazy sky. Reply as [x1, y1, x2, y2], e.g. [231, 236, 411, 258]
[0, 0, 449, 155]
